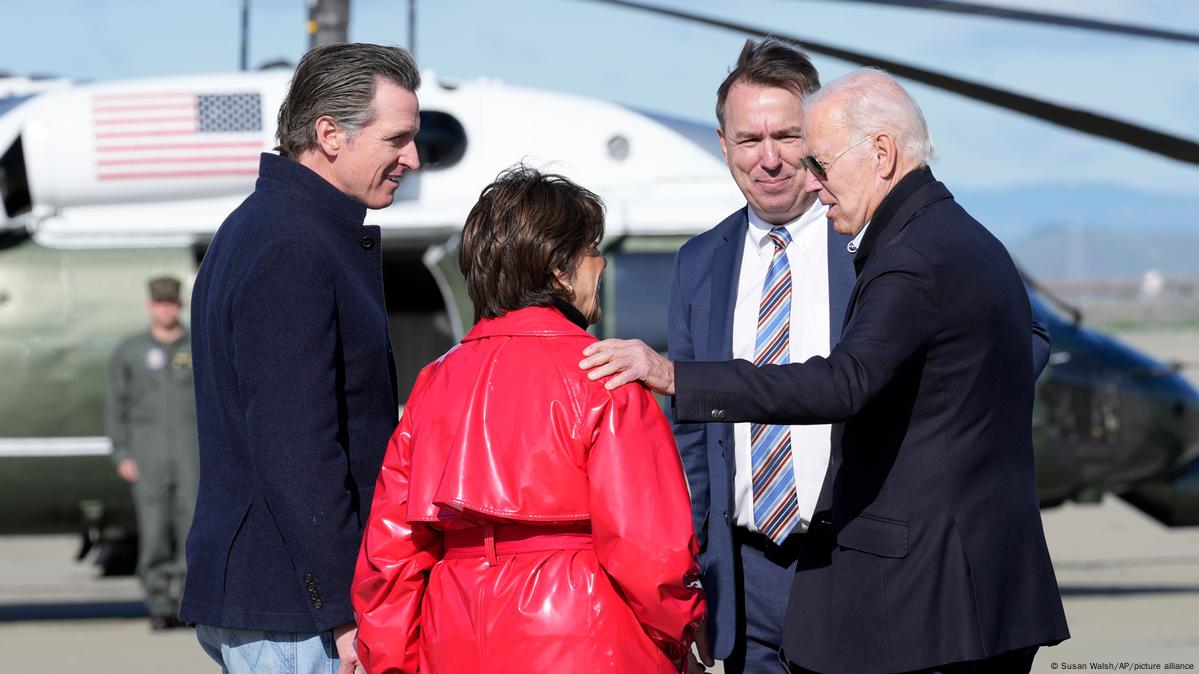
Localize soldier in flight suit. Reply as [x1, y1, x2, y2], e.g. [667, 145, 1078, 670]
[106, 276, 199, 631]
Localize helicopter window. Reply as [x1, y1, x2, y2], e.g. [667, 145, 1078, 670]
[0, 136, 31, 219]
[415, 111, 467, 170]
[0, 94, 35, 117]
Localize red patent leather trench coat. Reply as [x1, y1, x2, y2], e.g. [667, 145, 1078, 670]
[352, 306, 704, 674]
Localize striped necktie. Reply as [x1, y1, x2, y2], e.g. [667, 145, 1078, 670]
[751, 226, 799, 544]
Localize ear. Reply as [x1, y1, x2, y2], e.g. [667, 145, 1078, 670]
[874, 132, 899, 180]
[313, 115, 344, 156]
[717, 126, 730, 163]
[552, 267, 574, 294]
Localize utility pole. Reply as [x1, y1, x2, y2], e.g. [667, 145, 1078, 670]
[308, 0, 350, 49]
[239, 0, 250, 70]
[408, 0, 416, 60]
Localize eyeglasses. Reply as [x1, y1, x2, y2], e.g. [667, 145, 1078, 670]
[800, 135, 872, 181]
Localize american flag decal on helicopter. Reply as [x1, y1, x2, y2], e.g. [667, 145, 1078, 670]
[91, 91, 263, 181]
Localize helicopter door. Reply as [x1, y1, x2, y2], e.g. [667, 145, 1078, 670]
[422, 237, 471, 343]
[380, 243, 458, 405]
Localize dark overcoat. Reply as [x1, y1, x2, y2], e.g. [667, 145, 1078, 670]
[182, 153, 398, 632]
[674, 168, 1068, 673]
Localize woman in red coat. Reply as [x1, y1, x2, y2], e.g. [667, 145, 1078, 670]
[352, 166, 704, 674]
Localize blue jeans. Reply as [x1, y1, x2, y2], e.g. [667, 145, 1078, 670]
[196, 624, 339, 674]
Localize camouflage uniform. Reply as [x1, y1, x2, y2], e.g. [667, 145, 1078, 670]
[106, 329, 199, 621]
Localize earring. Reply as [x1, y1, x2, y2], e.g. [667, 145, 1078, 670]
[565, 283, 574, 294]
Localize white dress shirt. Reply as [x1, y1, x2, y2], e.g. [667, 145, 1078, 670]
[847, 221, 870, 254]
[731, 200, 832, 534]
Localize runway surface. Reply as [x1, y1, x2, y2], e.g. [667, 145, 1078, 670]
[1, 495, 1197, 673]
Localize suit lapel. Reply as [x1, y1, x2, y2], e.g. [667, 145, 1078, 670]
[706, 208, 748, 361]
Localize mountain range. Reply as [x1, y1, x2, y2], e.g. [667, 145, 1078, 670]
[954, 183, 1199, 281]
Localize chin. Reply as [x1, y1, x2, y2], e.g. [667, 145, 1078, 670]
[367, 196, 395, 210]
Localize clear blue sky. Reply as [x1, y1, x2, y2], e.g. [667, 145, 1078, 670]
[4, 0, 1199, 205]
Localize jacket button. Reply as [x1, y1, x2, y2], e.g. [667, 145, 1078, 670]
[314, 599, 323, 609]
[711, 408, 727, 421]
[310, 591, 320, 599]
[307, 583, 316, 592]
[360, 236, 375, 250]
[303, 574, 313, 582]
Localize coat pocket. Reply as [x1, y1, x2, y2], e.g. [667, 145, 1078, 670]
[837, 513, 909, 558]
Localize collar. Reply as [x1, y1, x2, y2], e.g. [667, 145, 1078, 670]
[462, 305, 593, 342]
[746, 199, 826, 253]
[848, 221, 869, 254]
[146, 327, 188, 347]
[853, 165, 935, 275]
[256, 153, 368, 228]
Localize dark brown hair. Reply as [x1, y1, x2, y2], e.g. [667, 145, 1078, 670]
[715, 38, 821, 129]
[276, 43, 420, 158]
[459, 166, 605, 321]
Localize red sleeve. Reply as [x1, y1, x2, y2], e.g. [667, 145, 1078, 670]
[588, 382, 706, 664]
[352, 369, 443, 674]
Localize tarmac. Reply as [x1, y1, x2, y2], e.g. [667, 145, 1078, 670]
[1, 495, 1197, 673]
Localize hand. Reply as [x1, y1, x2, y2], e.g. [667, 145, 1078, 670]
[333, 623, 366, 674]
[686, 619, 714, 674]
[580, 339, 676, 395]
[116, 458, 139, 483]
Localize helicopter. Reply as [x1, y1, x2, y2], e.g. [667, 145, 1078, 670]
[2, 1, 1197, 575]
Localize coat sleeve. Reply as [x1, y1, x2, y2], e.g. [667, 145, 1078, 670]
[666, 250, 710, 548]
[230, 239, 361, 630]
[105, 342, 132, 464]
[1032, 319, 1051, 379]
[675, 248, 940, 425]
[588, 382, 705, 664]
[352, 369, 442, 674]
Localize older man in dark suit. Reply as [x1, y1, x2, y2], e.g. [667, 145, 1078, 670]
[582, 68, 1068, 674]
[184, 43, 420, 674]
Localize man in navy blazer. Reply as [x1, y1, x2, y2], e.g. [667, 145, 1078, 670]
[583, 69, 1068, 673]
[184, 44, 421, 674]
[667, 40, 854, 674]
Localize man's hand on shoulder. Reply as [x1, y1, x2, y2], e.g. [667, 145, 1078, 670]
[580, 339, 676, 395]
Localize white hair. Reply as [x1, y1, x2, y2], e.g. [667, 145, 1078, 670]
[806, 68, 936, 166]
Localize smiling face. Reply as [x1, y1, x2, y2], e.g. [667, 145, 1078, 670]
[718, 82, 816, 226]
[324, 77, 421, 209]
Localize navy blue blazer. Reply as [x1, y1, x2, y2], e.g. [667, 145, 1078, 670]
[666, 205, 855, 660]
[674, 169, 1069, 673]
[183, 154, 398, 632]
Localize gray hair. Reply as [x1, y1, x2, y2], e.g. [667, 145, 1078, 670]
[806, 68, 935, 166]
[276, 43, 420, 158]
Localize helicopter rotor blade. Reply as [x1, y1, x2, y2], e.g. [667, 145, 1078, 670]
[803, 0, 1199, 46]
[581, 0, 1199, 166]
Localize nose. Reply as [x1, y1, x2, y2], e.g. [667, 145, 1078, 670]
[401, 139, 421, 171]
[760, 139, 782, 171]
[802, 168, 823, 194]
